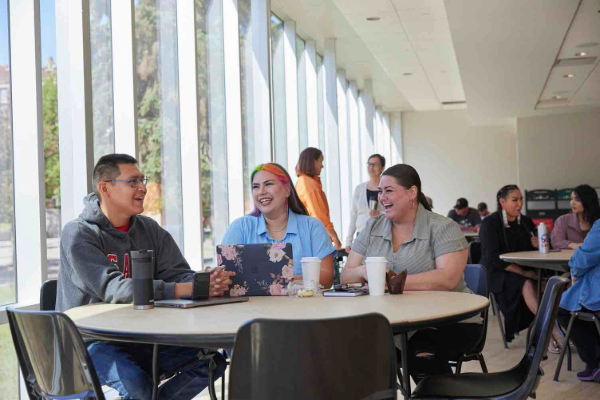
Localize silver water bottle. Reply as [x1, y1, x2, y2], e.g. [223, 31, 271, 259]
[537, 223, 549, 254]
[131, 250, 154, 310]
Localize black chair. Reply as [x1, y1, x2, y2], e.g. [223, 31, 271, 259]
[410, 276, 569, 400]
[467, 242, 482, 265]
[40, 279, 57, 311]
[7, 308, 106, 399]
[228, 313, 397, 400]
[449, 264, 489, 374]
[554, 310, 600, 381]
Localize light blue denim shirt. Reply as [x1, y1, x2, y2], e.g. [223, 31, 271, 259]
[560, 219, 600, 312]
[221, 209, 336, 275]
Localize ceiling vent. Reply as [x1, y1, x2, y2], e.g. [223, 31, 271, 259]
[554, 57, 598, 67]
[441, 101, 467, 110]
[536, 98, 569, 109]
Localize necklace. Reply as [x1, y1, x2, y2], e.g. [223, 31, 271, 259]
[268, 225, 287, 232]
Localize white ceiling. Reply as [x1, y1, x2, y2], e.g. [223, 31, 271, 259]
[273, 0, 600, 120]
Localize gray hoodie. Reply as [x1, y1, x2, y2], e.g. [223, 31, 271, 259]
[56, 193, 194, 312]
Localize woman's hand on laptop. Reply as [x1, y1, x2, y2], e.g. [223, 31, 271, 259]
[206, 266, 236, 297]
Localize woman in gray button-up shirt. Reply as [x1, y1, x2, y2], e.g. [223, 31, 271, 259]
[341, 164, 479, 383]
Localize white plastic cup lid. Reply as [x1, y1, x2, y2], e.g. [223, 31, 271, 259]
[301, 257, 321, 262]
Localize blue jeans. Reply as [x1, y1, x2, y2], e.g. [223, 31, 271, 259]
[87, 341, 226, 400]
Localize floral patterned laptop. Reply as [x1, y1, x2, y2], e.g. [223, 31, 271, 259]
[216, 243, 294, 296]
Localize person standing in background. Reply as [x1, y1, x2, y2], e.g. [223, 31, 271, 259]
[551, 185, 600, 250]
[296, 147, 343, 250]
[344, 154, 386, 253]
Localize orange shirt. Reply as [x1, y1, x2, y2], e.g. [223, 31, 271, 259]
[295, 174, 335, 236]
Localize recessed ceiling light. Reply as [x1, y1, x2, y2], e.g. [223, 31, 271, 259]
[553, 95, 562, 100]
[402, 72, 413, 76]
[576, 42, 599, 48]
[575, 52, 588, 57]
[563, 74, 575, 78]
[366, 17, 380, 21]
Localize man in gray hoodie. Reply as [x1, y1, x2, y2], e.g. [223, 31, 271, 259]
[57, 153, 233, 400]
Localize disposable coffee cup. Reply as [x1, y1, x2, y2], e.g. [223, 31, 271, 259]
[369, 199, 378, 211]
[301, 257, 321, 291]
[365, 257, 387, 296]
[131, 250, 154, 310]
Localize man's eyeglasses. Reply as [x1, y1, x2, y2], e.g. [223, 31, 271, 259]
[367, 162, 381, 168]
[106, 176, 148, 188]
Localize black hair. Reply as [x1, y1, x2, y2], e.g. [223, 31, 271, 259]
[93, 154, 138, 199]
[573, 184, 600, 225]
[368, 154, 386, 169]
[296, 147, 323, 177]
[477, 202, 488, 212]
[381, 164, 432, 211]
[496, 184, 520, 213]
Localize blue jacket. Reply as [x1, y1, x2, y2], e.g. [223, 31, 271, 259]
[560, 219, 600, 312]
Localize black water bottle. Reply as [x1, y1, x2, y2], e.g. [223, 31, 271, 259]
[131, 250, 154, 310]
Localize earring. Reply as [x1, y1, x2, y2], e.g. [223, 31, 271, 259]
[502, 209, 509, 228]
[517, 214, 521, 225]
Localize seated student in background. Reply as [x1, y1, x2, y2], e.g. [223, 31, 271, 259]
[295, 147, 343, 250]
[222, 163, 335, 288]
[478, 202, 490, 219]
[557, 218, 600, 383]
[345, 154, 386, 253]
[447, 197, 481, 231]
[479, 185, 563, 353]
[341, 164, 480, 382]
[56, 154, 232, 400]
[552, 185, 600, 250]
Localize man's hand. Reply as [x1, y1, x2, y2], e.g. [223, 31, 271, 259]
[206, 266, 235, 297]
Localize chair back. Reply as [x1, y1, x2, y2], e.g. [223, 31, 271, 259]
[40, 279, 57, 311]
[464, 264, 487, 297]
[463, 264, 489, 355]
[511, 276, 569, 399]
[229, 313, 397, 400]
[7, 308, 105, 399]
[468, 241, 482, 264]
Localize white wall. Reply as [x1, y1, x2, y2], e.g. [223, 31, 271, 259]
[402, 110, 517, 216]
[517, 110, 600, 191]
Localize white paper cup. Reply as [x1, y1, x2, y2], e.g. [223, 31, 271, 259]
[365, 257, 387, 296]
[301, 257, 321, 290]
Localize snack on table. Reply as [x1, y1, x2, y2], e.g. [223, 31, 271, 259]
[297, 289, 314, 297]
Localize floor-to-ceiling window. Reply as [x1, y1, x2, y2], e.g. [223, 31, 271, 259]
[135, 0, 184, 247]
[0, 1, 18, 396]
[296, 35, 307, 150]
[271, 13, 286, 168]
[197, 0, 228, 266]
[90, 0, 115, 162]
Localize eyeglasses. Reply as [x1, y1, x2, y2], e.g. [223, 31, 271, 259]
[367, 162, 381, 168]
[106, 176, 148, 188]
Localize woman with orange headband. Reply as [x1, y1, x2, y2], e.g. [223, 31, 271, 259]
[221, 163, 335, 288]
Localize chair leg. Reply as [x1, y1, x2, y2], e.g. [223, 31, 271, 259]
[491, 294, 508, 349]
[152, 344, 160, 400]
[554, 313, 576, 382]
[478, 353, 488, 373]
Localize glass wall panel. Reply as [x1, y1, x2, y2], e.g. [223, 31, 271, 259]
[0, 2, 18, 396]
[0, 0, 15, 306]
[135, 0, 184, 247]
[316, 53, 325, 191]
[238, 0, 255, 213]
[296, 35, 307, 150]
[90, 0, 115, 162]
[197, 0, 228, 267]
[41, 0, 61, 279]
[270, 14, 286, 168]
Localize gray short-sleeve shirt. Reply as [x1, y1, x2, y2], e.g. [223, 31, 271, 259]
[352, 203, 469, 293]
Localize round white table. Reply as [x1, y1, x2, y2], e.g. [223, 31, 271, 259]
[500, 249, 574, 302]
[66, 292, 489, 400]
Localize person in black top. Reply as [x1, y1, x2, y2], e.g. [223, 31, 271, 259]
[479, 185, 540, 343]
[447, 198, 481, 230]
